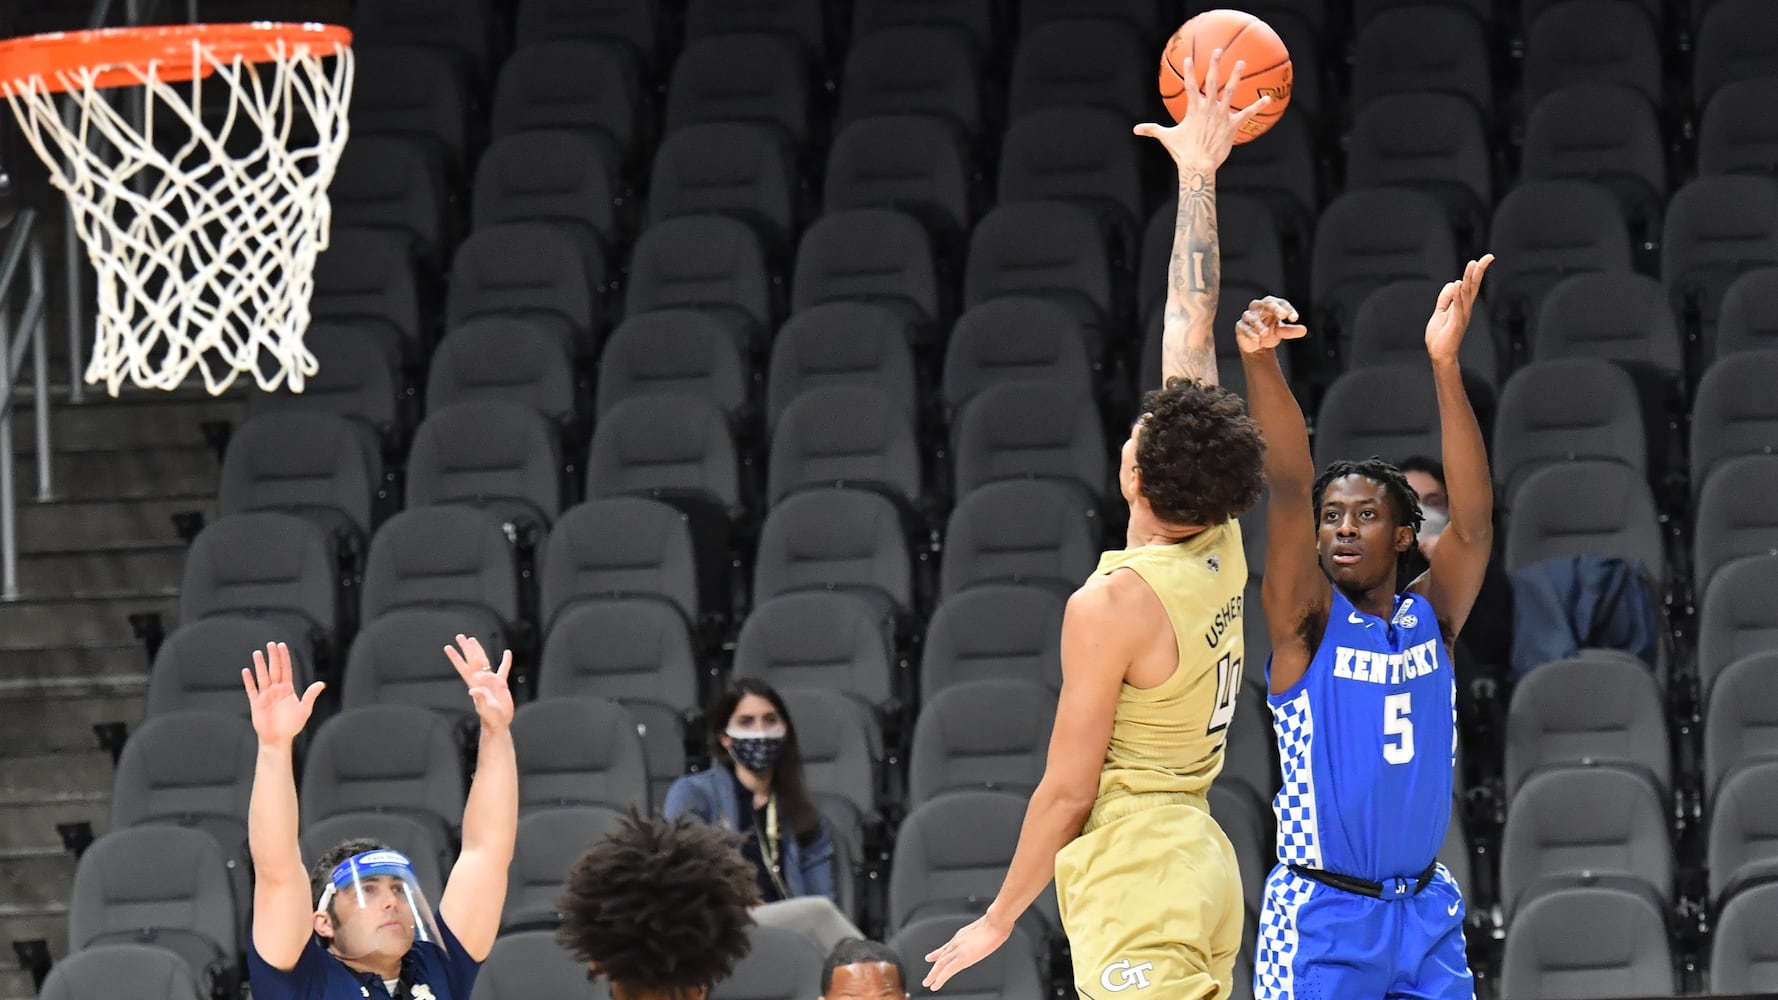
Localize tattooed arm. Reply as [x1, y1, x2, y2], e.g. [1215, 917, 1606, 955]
[1134, 46, 1274, 389]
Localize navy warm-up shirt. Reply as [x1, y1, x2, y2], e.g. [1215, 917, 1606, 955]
[246, 916, 482, 1000]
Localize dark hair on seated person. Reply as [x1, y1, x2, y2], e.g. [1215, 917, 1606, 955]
[309, 838, 394, 923]
[821, 938, 907, 993]
[1397, 454, 1446, 486]
[555, 809, 761, 998]
[1134, 377, 1267, 527]
[1312, 457, 1424, 534]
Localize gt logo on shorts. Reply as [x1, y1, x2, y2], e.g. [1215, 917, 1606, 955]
[1100, 959, 1155, 992]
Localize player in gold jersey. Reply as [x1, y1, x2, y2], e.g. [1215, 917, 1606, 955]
[923, 50, 1271, 1000]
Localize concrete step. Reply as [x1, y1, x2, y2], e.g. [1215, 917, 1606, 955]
[0, 798, 108, 853]
[0, 752, 115, 803]
[0, 643, 147, 685]
[15, 542, 188, 598]
[0, 850, 76, 910]
[11, 446, 218, 500]
[0, 594, 175, 648]
[0, 902, 69, 964]
[0, 687, 145, 755]
[19, 496, 213, 551]
[11, 395, 245, 453]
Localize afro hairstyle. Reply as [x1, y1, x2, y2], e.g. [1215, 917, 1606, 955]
[555, 809, 761, 997]
[1311, 457, 1424, 534]
[1134, 377, 1266, 527]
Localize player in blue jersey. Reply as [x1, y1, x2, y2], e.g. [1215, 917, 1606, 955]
[1234, 253, 1494, 1000]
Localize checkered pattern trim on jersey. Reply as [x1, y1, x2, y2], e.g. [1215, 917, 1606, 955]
[1253, 865, 1319, 1000]
[1269, 688, 1322, 869]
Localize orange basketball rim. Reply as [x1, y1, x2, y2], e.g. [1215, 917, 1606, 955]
[0, 21, 352, 92]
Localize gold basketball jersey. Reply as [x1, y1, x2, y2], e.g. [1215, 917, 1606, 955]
[1087, 518, 1249, 824]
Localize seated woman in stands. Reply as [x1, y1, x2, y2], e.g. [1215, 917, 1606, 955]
[665, 678, 864, 952]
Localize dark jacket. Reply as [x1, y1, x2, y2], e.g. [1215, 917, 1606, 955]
[1507, 554, 1660, 683]
[663, 765, 838, 902]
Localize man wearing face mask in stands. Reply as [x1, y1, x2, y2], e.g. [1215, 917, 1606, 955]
[1398, 456, 1514, 692]
[665, 678, 864, 953]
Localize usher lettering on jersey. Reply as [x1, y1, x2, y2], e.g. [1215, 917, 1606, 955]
[1330, 638, 1442, 685]
[1203, 593, 1244, 649]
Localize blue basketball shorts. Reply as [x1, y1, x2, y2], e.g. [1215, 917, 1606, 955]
[1251, 863, 1475, 1000]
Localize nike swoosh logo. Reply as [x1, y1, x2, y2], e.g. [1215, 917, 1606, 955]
[1348, 612, 1368, 626]
[1447, 900, 1461, 916]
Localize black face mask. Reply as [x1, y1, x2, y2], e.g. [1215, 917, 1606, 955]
[727, 734, 786, 772]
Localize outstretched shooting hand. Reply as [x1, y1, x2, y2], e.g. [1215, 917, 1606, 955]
[241, 641, 323, 747]
[1425, 254, 1494, 366]
[444, 634, 515, 733]
[923, 914, 1013, 992]
[1235, 296, 1308, 355]
[1133, 47, 1273, 171]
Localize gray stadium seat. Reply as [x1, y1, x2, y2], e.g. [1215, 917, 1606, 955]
[1715, 268, 1778, 360]
[1021, 0, 1161, 35]
[502, 805, 628, 932]
[1491, 358, 1647, 506]
[1503, 656, 1670, 800]
[512, 697, 651, 813]
[1006, 18, 1148, 122]
[766, 302, 920, 432]
[964, 201, 1115, 337]
[684, 0, 826, 62]
[584, 393, 743, 529]
[1311, 364, 1441, 470]
[1502, 461, 1665, 583]
[446, 221, 602, 361]
[1224, 693, 1278, 807]
[1348, 279, 1498, 386]
[349, 45, 470, 173]
[1521, 85, 1667, 243]
[751, 488, 915, 617]
[1350, 5, 1491, 114]
[1709, 758, 1778, 905]
[1691, 350, 1778, 492]
[1139, 193, 1284, 328]
[664, 33, 812, 150]
[1221, 110, 1319, 245]
[1440, 802, 1475, 903]
[920, 584, 1065, 697]
[1485, 180, 1633, 345]
[781, 686, 882, 828]
[359, 505, 521, 636]
[766, 385, 923, 507]
[849, 0, 993, 52]
[1696, 555, 1778, 711]
[1522, 0, 1662, 109]
[1665, 175, 1778, 347]
[1703, 651, 1778, 797]
[709, 925, 826, 1000]
[66, 825, 237, 988]
[1694, 456, 1778, 592]
[1139, 292, 1284, 401]
[997, 105, 1143, 253]
[217, 411, 379, 548]
[404, 400, 565, 531]
[145, 617, 309, 719]
[835, 25, 983, 138]
[791, 209, 941, 330]
[340, 609, 502, 719]
[645, 122, 799, 250]
[1499, 883, 1675, 1000]
[490, 40, 641, 166]
[943, 298, 1095, 419]
[733, 590, 897, 711]
[938, 479, 1100, 601]
[471, 129, 622, 254]
[472, 928, 612, 1000]
[951, 380, 1108, 502]
[889, 790, 1061, 942]
[536, 597, 699, 809]
[1241, 581, 1271, 691]
[1344, 93, 1493, 243]
[326, 134, 449, 269]
[177, 512, 339, 652]
[298, 811, 450, 902]
[513, 0, 662, 78]
[350, 0, 492, 83]
[595, 311, 750, 426]
[537, 498, 705, 633]
[822, 115, 973, 240]
[244, 322, 402, 445]
[1693, 0, 1778, 109]
[309, 228, 423, 365]
[908, 679, 1055, 804]
[1709, 879, 1778, 994]
[427, 316, 579, 429]
[1207, 781, 1271, 920]
[1698, 77, 1778, 180]
[1498, 765, 1673, 917]
[624, 216, 774, 357]
[1310, 189, 1458, 338]
[38, 943, 204, 1000]
[299, 703, 466, 849]
[891, 914, 1043, 1000]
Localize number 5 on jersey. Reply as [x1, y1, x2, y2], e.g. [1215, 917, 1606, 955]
[1384, 692, 1415, 764]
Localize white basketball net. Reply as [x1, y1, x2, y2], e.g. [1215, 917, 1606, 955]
[1, 36, 352, 396]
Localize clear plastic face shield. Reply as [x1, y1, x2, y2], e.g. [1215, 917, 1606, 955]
[315, 850, 442, 958]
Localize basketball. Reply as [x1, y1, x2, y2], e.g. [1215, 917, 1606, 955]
[1159, 9, 1293, 143]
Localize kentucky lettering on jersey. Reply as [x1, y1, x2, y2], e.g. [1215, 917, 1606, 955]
[1266, 590, 1457, 883]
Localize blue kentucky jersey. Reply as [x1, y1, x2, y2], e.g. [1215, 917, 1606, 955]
[1266, 589, 1457, 883]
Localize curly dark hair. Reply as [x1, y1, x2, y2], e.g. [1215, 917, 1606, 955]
[555, 809, 761, 997]
[309, 838, 393, 923]
[1312, 457, 1424, 534]
[1134, 378, 1266, 527]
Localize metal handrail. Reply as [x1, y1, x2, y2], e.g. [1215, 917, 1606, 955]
[0, 208, 50, 601]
